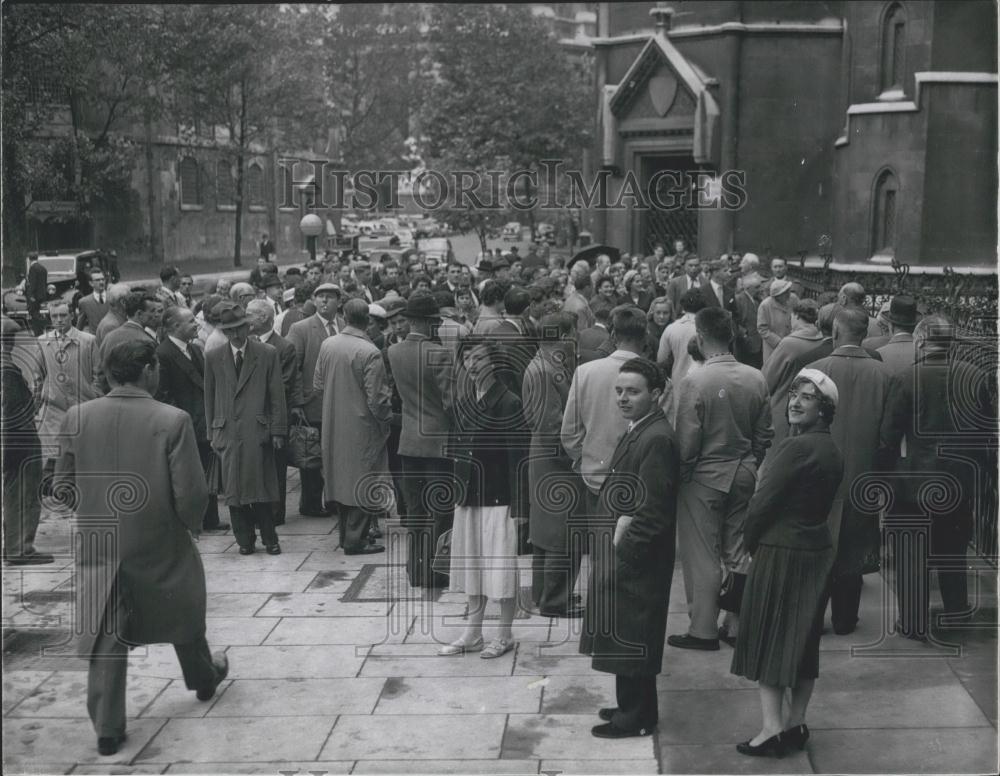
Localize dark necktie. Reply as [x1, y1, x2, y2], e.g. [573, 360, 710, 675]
[234, 350, 244, 378]
[98, 293, 104, 305]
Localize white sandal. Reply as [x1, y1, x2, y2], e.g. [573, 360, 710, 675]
[479, 638, 515, 659]
[437, 636, 484, 656]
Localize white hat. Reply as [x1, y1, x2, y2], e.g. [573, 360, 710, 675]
[770, 278, 793, 297]
[794, 368, 839, 407]
[368, 303, 387, 319]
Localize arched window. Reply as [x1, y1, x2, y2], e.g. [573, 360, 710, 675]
[179, 157, 201, 207]
[880, 3, 906, 94]
[216, 159, 234, 206]
[247, 163, 265, 207]
[871, 169, 899, 257]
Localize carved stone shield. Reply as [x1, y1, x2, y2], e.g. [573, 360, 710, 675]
[648, 72, 678, 117]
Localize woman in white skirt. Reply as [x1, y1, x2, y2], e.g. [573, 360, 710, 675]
[439, 337, 530, 659]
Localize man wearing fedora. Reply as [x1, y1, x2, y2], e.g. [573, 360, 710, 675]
[287, 283, 345, 517]
[756, 278, 794, 363]
[387, 293, 456, 585]
[314, 298, 391, 554]
[204, 301, 288, 555]
[876, 295, 920, 376]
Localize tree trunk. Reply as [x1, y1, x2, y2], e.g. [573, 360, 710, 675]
[144, 107, 161, 264]
[477, 225, 488, 256]
[1, 140, 30, 285]
[233, 81, 248, 268]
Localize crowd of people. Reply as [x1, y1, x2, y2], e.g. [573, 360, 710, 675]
[1, 235, 993, 756]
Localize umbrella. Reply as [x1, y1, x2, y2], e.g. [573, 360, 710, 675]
[567, 244, 621, 272]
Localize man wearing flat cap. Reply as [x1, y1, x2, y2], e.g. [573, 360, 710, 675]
[204, 301, 288, 555]
[387, 293, 455, 585]
[286, 283, 345, 517]
[314, 298, 392, 554]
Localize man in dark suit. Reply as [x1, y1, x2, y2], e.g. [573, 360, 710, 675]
[95, 283, 131, 347]
[704, 258, 736, 310]
[732, 273, 763, 368]
[584, 357, 678, 739]
[286, 283, 345, 517]
[247, 299, 303, 525]
[664, 256, 707, 321]
[491, 285, 538, 398]
[156, 306, 228, 532]
[578, 303, 614, 364]
[204, 302, 288, 555]
[25, 253, 48, 335]
[386, 294, 455, 587]
[75, 268, 110, 335]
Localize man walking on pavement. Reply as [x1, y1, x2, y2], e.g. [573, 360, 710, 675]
[314, 298, 392, 554]
[670, 307, 772, 650]
[287, 283, 345, 517]
[56, 339, 228, 757]
[155, 306, 229, 533]
[204, 302, 288, 555]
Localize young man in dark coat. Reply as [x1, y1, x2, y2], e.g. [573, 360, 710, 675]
[583, 357, 678, 739]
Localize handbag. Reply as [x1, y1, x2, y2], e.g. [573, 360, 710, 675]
[431, 528, 452, 577]
[718, 570, 747, 614]
[286, 417, 322, 470]
[206, 451, 223, 496]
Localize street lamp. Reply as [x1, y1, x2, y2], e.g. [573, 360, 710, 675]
[299, 213, 323, 263]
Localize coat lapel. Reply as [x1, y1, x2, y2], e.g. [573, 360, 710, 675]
[235, 341, 258, 395]
[164, 339, 203, 389]
[607, 412, 661, 472]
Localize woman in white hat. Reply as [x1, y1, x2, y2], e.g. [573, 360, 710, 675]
[730, 368, 844, 757]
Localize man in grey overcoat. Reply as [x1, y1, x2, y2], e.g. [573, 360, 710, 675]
[204, 302, 288, 555]
[314, 298, 392, 554]
[56, 339, 227, 757]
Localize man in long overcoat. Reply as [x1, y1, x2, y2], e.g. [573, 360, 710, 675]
[386, 293, 455, 585]
[314, 298, 392, 554]
[287, 283, 345, 516]
[204, 302, 288, 555]
[583, 357, 678, 739]
[56, 339, 227, 756]
[523, 311, 583, 617]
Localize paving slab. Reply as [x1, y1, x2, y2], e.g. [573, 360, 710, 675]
[255, 593, 392, 618]
[206, 617, 279, 646]
[320, 712, 507, 760]
[207, 677, 385, 717]
[7, 671, 168, 719]
[353, 760, 539, 774]
[808, 684, 992, 729]
[164, 762, 352, 774]
[127, 644, 195, 681]
[267, 517, 337, 535]
[655, 689, 760, 745]
[205, 571, 319, 595]
[513, 651, 596, 677]
[262, 615, 411, 646]
[70, 765, 169, 774]
[658, 744, 811, 774]
[502, 714, 656, 759]
[539, 674, 614, 714]
[135, 716, 337, 763]
[240, 535, 342, 554]
[296, 551, 384, 573]
[359, 644, 516, 677]
[205, 593, 271, 618]
[138, 679, 233, 719]
[807, 727, 998, 774]
[3, 717, 166, 766]
[541, 759, 659, 774]
[3, 670, 54, 714]
[373, 675, 543, 715]
[200, 552, 312, 571]
[223, 645, 367, 679]
[190, 535, 237, 553]
[2, 761, 75, 775]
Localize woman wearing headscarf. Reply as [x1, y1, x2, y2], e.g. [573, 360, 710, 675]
[731, 368, 844, 757]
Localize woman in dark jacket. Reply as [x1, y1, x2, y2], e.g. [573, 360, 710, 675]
[438, 337, 529, 659]
[731, 368, 844, 757]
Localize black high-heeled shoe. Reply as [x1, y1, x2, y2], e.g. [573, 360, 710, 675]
[782, 723, 809, 750]
[736, 732, 786, 757]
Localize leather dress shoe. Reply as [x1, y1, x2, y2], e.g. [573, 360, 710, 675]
[718, 627, 737, 647]
[5, 551, 55, 565]
[737, 732, 786, 757]
[782, 723, 809, 750]
[668, 633, 720, 651]
[265, 544, 281, 555]
[598, 707, 618, 722]
[344, 544, 385, 555]
[97, 734, 126, 756]
[540, 606, 585, 619]
[196, 653, 229, 701]
[238, 546, 255, 556]
[591, 722, 654, 739]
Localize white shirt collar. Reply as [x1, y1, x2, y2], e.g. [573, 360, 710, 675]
[230, 341, 247, 359]
[144, 326, 158, 339]
[259, 329, 274, 344]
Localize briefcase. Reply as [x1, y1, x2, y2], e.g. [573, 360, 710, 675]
[287, 418, 322, 470]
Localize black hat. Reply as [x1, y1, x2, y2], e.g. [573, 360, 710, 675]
[475, 259, 495, 273]
[213, 301, 249, 330]
[885, 295, 918, 327]
[404, 293, 441, 320]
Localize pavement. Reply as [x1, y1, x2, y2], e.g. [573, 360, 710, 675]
[3, 472, 998, 775]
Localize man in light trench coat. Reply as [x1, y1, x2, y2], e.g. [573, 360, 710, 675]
[56, 339, 228, 757]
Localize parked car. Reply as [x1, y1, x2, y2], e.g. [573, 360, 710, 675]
[534, 222, 556, 245]
[393, 227, 416, 248]
[502, 222, 523, 241]
[415, 237, 455, 264]
[2, 249, 117, 328]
